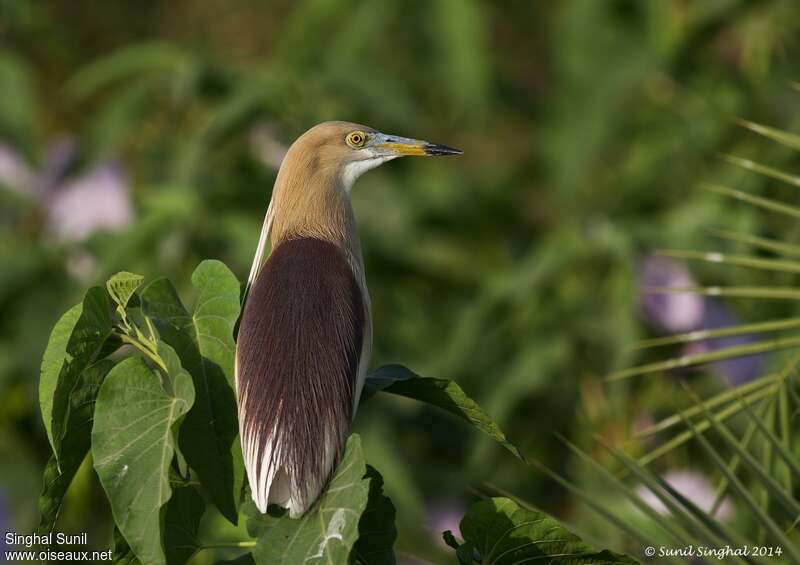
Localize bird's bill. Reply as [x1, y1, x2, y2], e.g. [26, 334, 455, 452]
[372, 133, 462, 157]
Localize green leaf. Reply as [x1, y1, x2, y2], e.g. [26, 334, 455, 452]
[609, 337, 800, 381]
[443, 531, 477, 565]
[245, 435, 370, 565]
[633, 319, 800, 349]
[364, 365, 525, 462]
[634, 374, 778, 438]
[113, 527, 141, 565]
[732, 385, 800, 481]
[636, 382, 777, 466]
[558, 435, 690, 546]
[709, 402, 765, 517]
[778, 385, 793, 494]
[140, 259, 242, 523]
[738, 119, 800, 151]
[107, 271, 145, 309]
[701, 182, 800, 220]
[113, 482, 204, 565]
[456, 545, 476, 564]
[657, 248, 800, 274]
[522, 461, 656, 556]
[92, 346, 195, 565]
[683, 385, 800, 519]
[722, 154, 800, 189]
[50, 288, 117, 462]
[457, 497, 638, 564]
[677, 410, 800, 562]
[352, 465, 397, 565]
[39, 303, 83, 455]
[597, 441, 745, 556]
[706, 228, 800, 259]
[164, 485, 205, 565]
[36, 359, 115, 536]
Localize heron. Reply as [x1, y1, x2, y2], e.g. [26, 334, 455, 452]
[236, 121, 461, 517]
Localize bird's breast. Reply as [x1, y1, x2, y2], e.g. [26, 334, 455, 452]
[237, 236, 366, 397]
[235, 236, 367, 514]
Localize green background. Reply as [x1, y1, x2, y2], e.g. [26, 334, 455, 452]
[2, 0, 800, 562]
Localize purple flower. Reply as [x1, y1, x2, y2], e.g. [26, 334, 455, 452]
[46, 161, 133, 242]
[0, 143, 36, 195]
[640, 255, 765, 385]
[0, 137, 135, 243]
[682, 299, 766, 386]
[639, 256, 705, 332]
[39, 137, 81, 193]
[428, 501, 467, 550]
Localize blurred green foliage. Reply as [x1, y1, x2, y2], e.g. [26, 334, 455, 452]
[3, 0, 800, 562]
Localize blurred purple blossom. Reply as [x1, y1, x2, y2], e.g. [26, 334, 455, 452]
[682, 299, 766, 386]
[427, 501, 466, 550]
[39, 137, 80, 193]
[46, 161, 133, 242]
[639, 255, 765, 385]
[639, 256, 704, 332]
[0, 142, 36, 194]
[635, 469, 734, 521]
[0, 137, 134, 243]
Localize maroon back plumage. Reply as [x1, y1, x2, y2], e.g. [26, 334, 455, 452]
[236, 236, 365, 515]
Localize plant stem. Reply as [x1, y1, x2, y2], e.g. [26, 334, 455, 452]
[118, 333, 168, 373]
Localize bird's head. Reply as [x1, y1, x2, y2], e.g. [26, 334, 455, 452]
[265, 121, 461, 254]
[284, 121, 462, 191]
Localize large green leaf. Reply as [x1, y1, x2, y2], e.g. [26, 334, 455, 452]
[164, 484, 205, 565]
[92, 345, 195, 565]
[352, 465, 397, 565]
[113, 527, 141, 565]
[39, 303, 83, 455]
[141, 259, 242, 523]
[245, 435, 370, 565]
[112, 483, 204, 565]
[50, 288, 116, 463]
[36, 359, 115, 536]
[452, 497, 638, 565]
[363, 365, 524, 461]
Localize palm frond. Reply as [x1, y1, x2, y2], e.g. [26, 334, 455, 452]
[677, 409, 800, 562]
[701, 183, 800, 219]
[721, 154, 800, 189]
[642, 285, 800, 300]
[682, 384, 800, 519]
[558, 435, 690, 546]
[657, 249, 800, 274]
[634, 320, 800, 350]
[563, 116, 800, 559]
[706, 228, 800, 258]
[737, 119, 800, 151]
[610, 337, 800, 381]
[634, 375, 778, 438]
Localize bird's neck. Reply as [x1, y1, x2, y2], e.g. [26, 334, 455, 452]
[269, 168, 362, 263]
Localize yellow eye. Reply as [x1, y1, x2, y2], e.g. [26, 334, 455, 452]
[346, 131, 366, 148]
